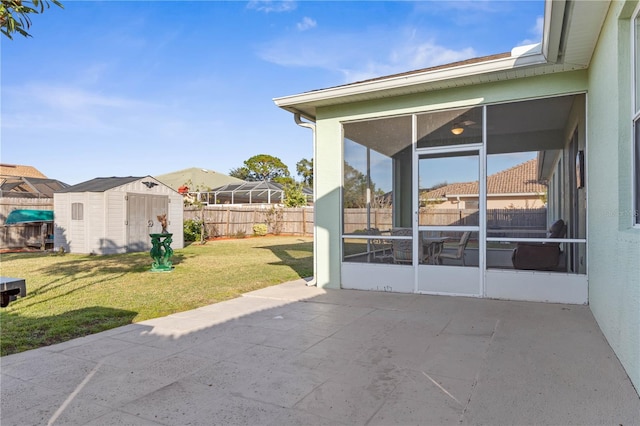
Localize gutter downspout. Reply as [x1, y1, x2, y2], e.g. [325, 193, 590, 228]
[294, 113, 317, 287]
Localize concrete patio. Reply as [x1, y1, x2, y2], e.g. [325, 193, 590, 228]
[1, 279, 638, 425]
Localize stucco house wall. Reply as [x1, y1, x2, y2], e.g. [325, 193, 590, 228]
[428, 195, 543, 210]
[586, 0, 640, 391]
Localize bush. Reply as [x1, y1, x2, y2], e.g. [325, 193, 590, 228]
[184, 219, 206, 242]
[265, 207, 284, 235]
[253, 224, 268, 236]
[233, 230, 246, 239]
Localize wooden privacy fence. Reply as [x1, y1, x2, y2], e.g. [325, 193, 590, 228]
[0, 198, 54, 249]
[184, 206, 546, 239]
[184, 206, 314, 237]
[344, 207, 547, 237]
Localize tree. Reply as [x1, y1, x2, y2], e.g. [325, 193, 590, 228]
[343, 162, 369, 208]
[283, 182, 308, 207]
[228, 166, 250, 181]
[296, 158, 313, 187]
[231, 154, 291, 182]
[1, 0, 63, 39]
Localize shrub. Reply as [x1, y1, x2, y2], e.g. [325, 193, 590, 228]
[184, 219, 206, 242]
[233, 230, 246, 239]
[253, 224, 268, 236]
[265, 207, 284, 235]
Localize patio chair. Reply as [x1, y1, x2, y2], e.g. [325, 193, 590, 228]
[511, 219, 567, 271]
[391, 228, 423, 264]
[366, 228, 393, 262]
[436, 231, 471, 266]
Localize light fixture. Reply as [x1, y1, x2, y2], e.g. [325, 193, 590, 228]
[451, 125, 464, 135]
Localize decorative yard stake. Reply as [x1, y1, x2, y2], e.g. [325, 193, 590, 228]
[150, 214, 173, 272]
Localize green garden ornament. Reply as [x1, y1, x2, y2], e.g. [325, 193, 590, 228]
[150, 214, 173, 272]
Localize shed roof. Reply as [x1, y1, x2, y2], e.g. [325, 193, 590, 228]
[56, 176, 145, 193]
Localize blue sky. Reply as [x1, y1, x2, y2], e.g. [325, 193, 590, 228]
[1, 0, 544, 186]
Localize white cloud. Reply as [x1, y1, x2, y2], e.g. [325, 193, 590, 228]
[1, 84, 160, 134]
[23, 84, 153, 111]
[517, 15, 544, 46]
[296, 16, 316, 31]
[258, 27, 476, 84]
[246, 0, 296, 13]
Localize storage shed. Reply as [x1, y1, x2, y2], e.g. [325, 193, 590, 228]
[54, 176, 183, 254]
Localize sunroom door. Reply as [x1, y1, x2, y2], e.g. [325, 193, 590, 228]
[415, 148, 483, 295]
[414, 107, 484, 296]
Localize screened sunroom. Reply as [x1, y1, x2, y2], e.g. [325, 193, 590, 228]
[338, 94, 587, 302]
[275, 0, 640, 397]
[339, 94, 587, 304]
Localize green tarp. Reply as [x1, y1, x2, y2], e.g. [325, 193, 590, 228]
[5, 209, 53, 225]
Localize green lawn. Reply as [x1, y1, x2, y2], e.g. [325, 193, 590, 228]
[0, 236, 313, 356]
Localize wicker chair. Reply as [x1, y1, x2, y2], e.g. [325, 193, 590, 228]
[391, 228, 423, 264]
[366, 228, 393, 262]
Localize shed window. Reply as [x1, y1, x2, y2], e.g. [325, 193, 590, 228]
[71, 203, 84, 220]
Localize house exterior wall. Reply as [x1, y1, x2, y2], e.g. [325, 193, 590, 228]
[313, 71, 588, 289]
[586, 0, 640, 392]
[427, 195, 543, 210]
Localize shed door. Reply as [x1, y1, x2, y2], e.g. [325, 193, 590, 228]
[126, 194, 169, 252]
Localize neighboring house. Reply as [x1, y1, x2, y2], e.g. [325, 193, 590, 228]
[54, 176, 183, 254]
[0, 163, 69, 199]
[0, 164, 68, 249]
[0, 163, 47, 179]
[155, 167, 244, 193]
[422, 159, 546, 210]
[275, 0, 640, 395]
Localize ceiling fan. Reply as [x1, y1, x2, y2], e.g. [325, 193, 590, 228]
[450, 119, 476, 135]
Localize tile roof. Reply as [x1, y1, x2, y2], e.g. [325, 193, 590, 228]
[0, 164, 47, 179]
[423, 159, 546, 199]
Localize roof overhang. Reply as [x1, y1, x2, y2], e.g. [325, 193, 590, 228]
[274, 0, 610, 121]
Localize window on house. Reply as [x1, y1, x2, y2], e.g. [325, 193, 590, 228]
[71, 203, 84, 220]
